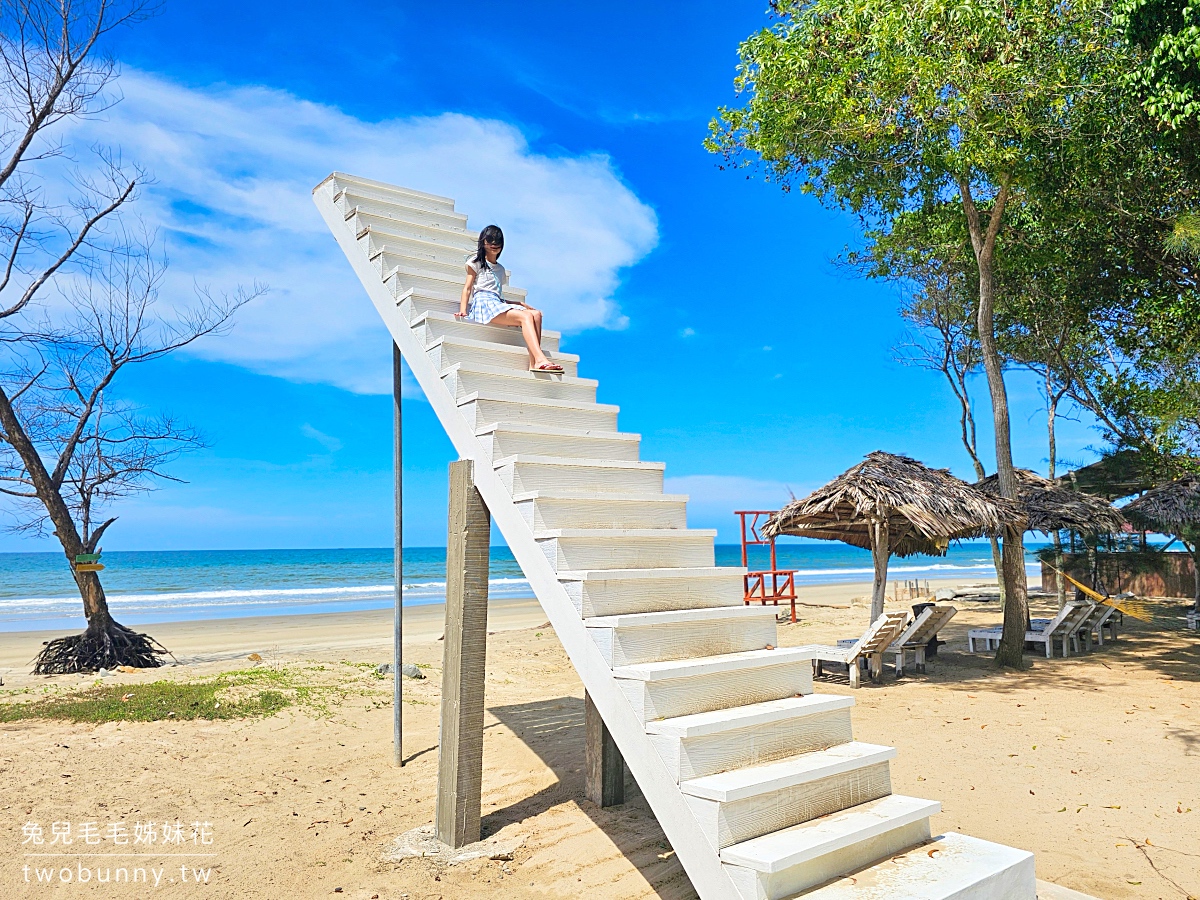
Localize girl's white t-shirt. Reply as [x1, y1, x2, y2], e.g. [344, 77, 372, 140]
[466, 256, 508, 297]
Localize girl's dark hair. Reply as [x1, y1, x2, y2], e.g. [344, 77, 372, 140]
[474, 225, 504, 270]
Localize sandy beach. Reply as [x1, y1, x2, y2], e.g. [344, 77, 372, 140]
[1, 579, 1197, 900]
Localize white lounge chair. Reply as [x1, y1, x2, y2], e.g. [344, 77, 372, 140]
[1074, 601, 1121, 650]
[1031, 604, 1116, 646]
[890, 604, 957, 676]
[800, 610, 910, 688]
[968, 602, 1089, 658]
[966, 625, 1002, 653]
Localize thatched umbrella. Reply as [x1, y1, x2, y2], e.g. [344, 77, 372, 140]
[764, 451, 1022, 621]
[974, 469, 1125, 535]
[977, 469, 1125, 609]
[1123, 476, 1200, 609]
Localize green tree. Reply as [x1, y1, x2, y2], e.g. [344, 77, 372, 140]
[1115, 0, 1200, 129]
[0, 0, 256, 673]
[997, 108, 1200, 474]
[709, 0, 1118, 666]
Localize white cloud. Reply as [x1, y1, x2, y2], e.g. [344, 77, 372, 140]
[300, 424, 342, 453]
[62, 71, 659, 394]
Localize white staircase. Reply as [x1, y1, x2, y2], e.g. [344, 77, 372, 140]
[313, 172, 1038, 900]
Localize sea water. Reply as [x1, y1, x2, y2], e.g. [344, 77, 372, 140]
[0, 542, 1042, 632]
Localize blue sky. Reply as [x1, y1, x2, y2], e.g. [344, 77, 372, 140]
[1, 0, 1103, 551]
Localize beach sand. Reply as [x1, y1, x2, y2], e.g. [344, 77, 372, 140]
[1, 579, 1197, 899]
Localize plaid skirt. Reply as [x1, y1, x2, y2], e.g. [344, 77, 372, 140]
[466, 290, 514, 325]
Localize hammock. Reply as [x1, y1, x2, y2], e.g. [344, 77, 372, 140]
[1048, 565, 1153, 622]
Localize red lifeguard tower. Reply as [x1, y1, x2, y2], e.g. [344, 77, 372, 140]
[735, 510, 798, 623]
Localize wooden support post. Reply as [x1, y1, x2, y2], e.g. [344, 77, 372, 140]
[436, 459, 491, 848]
[392, 342, 404, 767]
[585, 691, 625, 807]
[870, 515, 890, 622]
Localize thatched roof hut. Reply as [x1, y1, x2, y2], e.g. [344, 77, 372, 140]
[1058, 449, 1155, 501]
[764, 451, 1022, 620]
[1123, 475, 1200, 535]
[974, 469, 1125, 536]
[1123, 476, 1200, 609]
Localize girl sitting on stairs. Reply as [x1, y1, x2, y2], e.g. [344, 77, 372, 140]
[455, 224, 563, 373]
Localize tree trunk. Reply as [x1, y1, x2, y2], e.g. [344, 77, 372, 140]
[959, 175, 1027, 669]
[0, 384, 113, 623]
[1, 385, 164, 672]
[79, 571, 110, 623]
[1046, 383, 1067, 609]
[871, 516, 890, 622]
[1052, 532, 1066, 609]
[997, 526, 1028, 663]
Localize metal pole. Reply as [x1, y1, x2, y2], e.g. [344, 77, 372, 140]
[393, 342, 404, 767]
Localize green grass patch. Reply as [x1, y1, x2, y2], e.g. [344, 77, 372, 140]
[0, 670, 305, 724]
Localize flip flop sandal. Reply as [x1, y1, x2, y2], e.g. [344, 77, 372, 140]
[530, 363, 564, 373]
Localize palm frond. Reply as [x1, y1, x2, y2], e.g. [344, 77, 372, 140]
[1164, 213, 1200, 258]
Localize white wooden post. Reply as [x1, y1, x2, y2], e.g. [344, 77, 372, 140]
[870, 515, 890, 622]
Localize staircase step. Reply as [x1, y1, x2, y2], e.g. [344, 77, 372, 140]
[584, 605, 778, 667]
[334, 192, 469, 233]
[558, 567, 746, 617]
[683, 742, 895, 804]
[616, 647, 817, 682]
[377, 255, 505, 303]
[431, 336, 580, 378]
[648, 695, 855, 740]
[496, 455, 664, 495]
[484, 423, 637, 462]
[359, 225, 470, 267]
[372, 243, 480, 284]
[459, 392, 617, 431]
[614, 647, 816, 722]
[585, 605, 778, 629]
[396, 289, 463, 319]
[648, 695, 856, 783]
[390, 271, 526, 306]
[720, 795, 940, 900]
[415, 311, 561, 353]
[683, 743, 896, 849]
[443, 363, 598, 404]
[800, 831, 1037, 900]
[350, 212, 473, 256]
[515, 491, 686, 530]
[328, 173, 459, 213]
[535, 527, 715, 570]
[389, 269, 524, 305]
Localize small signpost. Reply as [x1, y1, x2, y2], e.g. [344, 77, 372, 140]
[75, 552, 104, 573]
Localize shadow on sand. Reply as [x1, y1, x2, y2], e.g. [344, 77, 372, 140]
[487, 697, 699, 900]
